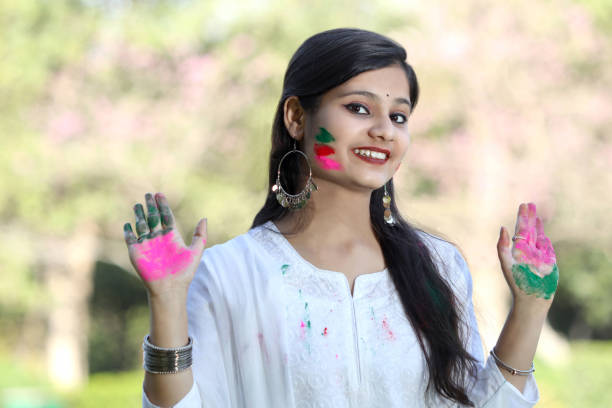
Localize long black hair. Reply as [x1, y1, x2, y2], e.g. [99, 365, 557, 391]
[251, 28, 477, 405]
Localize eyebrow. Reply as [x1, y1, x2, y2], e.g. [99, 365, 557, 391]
[337, 90, 412, 109]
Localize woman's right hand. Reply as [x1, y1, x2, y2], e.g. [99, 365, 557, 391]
[123, 192, 207, 298]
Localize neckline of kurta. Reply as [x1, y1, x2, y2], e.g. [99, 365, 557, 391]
[260, 220, 390, 298]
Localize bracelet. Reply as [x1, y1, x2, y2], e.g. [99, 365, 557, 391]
[490, 349, 535, 376]
[142, 334, 193, 374]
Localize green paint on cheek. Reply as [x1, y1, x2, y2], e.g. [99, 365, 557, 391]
[315, 127, 335, 143]
[512, 263, 559, 299]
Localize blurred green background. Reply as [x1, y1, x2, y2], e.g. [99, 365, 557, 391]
[1, 0, 611, 406]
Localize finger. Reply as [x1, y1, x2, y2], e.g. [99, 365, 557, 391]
[514, 203, 528, 237]
[189, 218, 208, 255]
[145, 192, 162, 233]
[497, 226, 515, 279]
[155, 192, 175, 229]
[527, 202, 537, 245]
[497, 226, 512, 261]
[123, 223, 138, 245]
[535, 217, 557, 263]
[134, 203, 150, 237]
[535, 217, 547, 249]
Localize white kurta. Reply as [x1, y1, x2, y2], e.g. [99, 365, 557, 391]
[143, 220, 539, 407]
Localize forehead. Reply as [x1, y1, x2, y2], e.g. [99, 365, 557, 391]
[331, 65, 411, 98]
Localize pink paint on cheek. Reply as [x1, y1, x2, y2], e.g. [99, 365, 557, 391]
[135, 232, 193, 281]
[315, 155, 343, 170]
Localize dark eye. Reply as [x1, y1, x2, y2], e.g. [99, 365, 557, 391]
[391, 113, 407, 124]
[345, 103, 369, 115]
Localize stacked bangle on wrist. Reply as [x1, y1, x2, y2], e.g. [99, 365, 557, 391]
[142, 334, 193, 374]
[490, 348, 535, 376]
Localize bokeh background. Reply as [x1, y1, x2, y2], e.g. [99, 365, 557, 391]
[1, 0, 611, 406]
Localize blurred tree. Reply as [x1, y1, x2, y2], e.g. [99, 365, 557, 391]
[1, 0, 611, 391]
[88, 261, 147, 372]
[548, 243, 612, 339]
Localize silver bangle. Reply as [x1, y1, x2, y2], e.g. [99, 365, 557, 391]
[142, 334, 193, 374]
[490, 349, 535, 376]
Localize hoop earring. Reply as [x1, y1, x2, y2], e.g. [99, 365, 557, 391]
[271, 139, 317, 210]
[383, 183, 396, 226]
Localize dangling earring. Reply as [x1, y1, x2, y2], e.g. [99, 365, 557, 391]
[383, 183, 396, 226]
[272, 138, 317, 210]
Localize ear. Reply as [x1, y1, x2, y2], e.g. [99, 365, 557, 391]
[283, 96, 306, 141]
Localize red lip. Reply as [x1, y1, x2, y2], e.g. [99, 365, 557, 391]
[353, 146, 391, 156]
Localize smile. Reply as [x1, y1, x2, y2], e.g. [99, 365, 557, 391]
[352, 147, 389, 164]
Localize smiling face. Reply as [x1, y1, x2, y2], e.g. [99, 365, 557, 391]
[299, 64, 412, 191]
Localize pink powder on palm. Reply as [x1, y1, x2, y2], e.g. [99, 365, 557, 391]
[135, 232, 193, 281]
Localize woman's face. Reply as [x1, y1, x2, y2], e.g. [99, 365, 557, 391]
[302, 64, 412, 191]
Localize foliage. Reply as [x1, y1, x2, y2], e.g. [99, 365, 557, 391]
[88, 262, 148, 373]
[1, 0, 611, 398]
[549, 243, 612, 338]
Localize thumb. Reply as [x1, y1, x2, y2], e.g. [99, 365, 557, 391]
[189, 218, 208, 255]
[497, 226, 513, 272]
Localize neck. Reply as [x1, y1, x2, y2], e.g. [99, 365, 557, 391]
[275, 176, 377, 250]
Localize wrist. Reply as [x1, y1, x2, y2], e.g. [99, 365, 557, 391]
[511, 296, 551, 316]
[508, 302, 549, 331]
[147, 288, 189, 305]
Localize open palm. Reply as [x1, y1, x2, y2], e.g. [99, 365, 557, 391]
[123, 193, 206, 296]
[497, 203, 559, 301]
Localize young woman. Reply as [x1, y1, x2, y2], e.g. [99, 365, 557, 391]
[124, 28, 558, 407]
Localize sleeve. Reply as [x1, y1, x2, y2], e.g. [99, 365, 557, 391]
[453, 248, 540, 408]
[142, 250, 234, 408]
[142, 383, 201, 408]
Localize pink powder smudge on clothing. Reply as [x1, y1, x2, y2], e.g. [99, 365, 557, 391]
[300, 320, 306, 339]
[315, 155, 343, 170]
[322, 327, 328, 336]
[382, 316, 396, 341]
[135, 232, 193, 281]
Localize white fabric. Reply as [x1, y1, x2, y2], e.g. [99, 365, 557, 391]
[143, 220, 539, 407]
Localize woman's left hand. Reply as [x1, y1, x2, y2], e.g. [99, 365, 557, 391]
[497, 202, 559, 309]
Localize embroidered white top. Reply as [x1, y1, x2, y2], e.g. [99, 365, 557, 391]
[142, 220, 539, 407]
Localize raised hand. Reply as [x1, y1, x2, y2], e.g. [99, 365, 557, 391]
[123, 192, 207, 296]
[497, 202, 559, 302]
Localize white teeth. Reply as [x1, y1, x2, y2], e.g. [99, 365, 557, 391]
[354, 149, 387, 160]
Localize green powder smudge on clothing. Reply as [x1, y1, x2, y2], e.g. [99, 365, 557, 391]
[281, 264, 289, 275]
[512, 263, 558, 299]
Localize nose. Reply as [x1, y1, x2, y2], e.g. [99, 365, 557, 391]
[367, 115, 395, 141]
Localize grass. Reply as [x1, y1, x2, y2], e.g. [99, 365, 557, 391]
[535, 341, 612, 408]
[1, 341, 612, 407]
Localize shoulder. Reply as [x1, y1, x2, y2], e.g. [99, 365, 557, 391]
[191, 223, 275, 292]
[414, 229, 472, 301]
